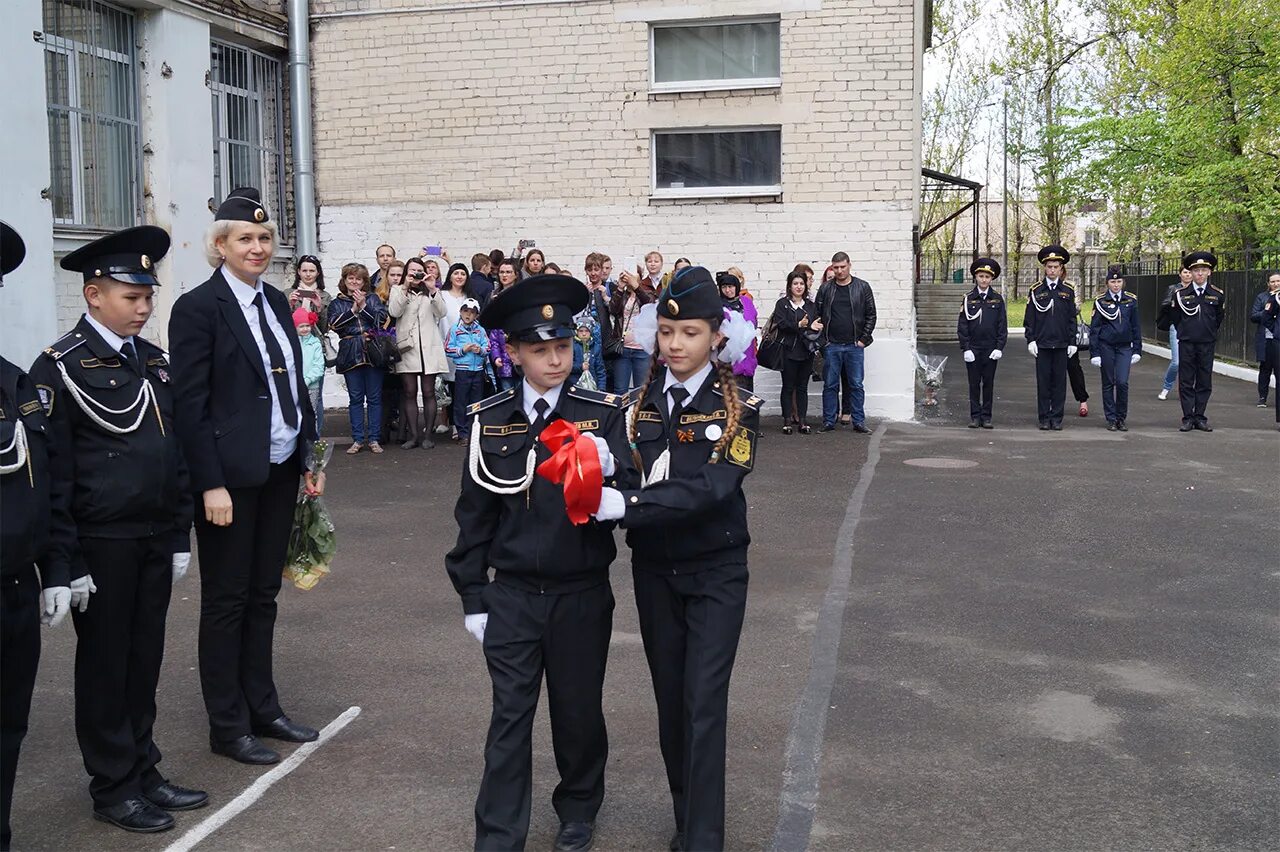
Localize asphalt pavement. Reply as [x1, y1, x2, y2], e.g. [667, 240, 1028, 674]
[9, 340, 1277, 851]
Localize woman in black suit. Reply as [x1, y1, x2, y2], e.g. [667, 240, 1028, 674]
[168, 188, 324, 766]
[770, 270, 818, 434]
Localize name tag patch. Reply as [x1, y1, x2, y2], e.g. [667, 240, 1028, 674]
[574, 419, 600, 432]
[679, 409, 726, 425]
[482, 423, 528, 436]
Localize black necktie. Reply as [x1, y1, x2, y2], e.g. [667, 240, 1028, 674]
[670, 384, 690, 421]
[120, 340, 140, 376]
[253, 293, 298, 429]
[532, 398, 550, 424]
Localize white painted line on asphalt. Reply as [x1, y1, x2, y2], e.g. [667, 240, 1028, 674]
[163, 706, 362, 852]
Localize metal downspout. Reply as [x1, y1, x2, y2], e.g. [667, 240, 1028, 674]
[288, 0, 316, 256]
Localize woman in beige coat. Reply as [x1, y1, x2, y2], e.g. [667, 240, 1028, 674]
[389, 256, 448, 448]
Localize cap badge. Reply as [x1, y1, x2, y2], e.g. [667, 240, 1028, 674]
[141, 254, 151, 269]
[667, 298, 680, 316]
[253, 207, 266, 223]
[541, 304, 554, 319]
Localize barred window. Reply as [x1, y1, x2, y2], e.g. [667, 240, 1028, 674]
[42, 0, 142, 230]
[210, 40, 288, 242]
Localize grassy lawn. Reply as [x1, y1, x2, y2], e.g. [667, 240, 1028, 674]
[1005, 298, 1094, 327]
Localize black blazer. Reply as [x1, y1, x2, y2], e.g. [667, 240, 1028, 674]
[169, 268, 316, 492]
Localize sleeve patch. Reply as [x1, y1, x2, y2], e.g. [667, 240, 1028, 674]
[36, 384, 55, 415]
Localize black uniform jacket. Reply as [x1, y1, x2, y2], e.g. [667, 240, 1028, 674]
[445, 383, 639, 615]
[1161, 283, 1226, 344]
[1, 357, 52, 582]
[1089, 291, 1143, 351]
[956, 287, 1008, 353]
[620, 367, 761, 573]
[1023, 279, 1078, 348]
[168, 269, 316, 493]
[28, 319, 192, 586]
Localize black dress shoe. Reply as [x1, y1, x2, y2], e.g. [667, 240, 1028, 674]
[144, 782, 208, 811]
[93, 798, 174, 833]
[1050, 422, 1063, 431]
[253, 715, 319, 743]
[1179, 420, 1194, 432]
[553, 821, 594, 851]
[1117, 420, 1128, 432]
[211, 734, 280, 765]
[1107, 421, 1117, 431]
[968, 418, 979, 428]
[980, 420, 993, 429]
[851, 422, 871, 433]
[1038, 422, 1049, 431]
[1194, 419, 1213, 432]
[669, 830, 684, 851]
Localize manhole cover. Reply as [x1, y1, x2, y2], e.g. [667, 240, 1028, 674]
[903, 457, 979, 469]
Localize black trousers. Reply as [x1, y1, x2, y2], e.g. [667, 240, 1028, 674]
[965, 353, 998, 420]
[633, 563, 748, 852]
[1258, 351, 1274, 402]
[1067, 351, 1089, 402]
[780, 358, 812, 423]
[74, 536, 172, 806]
[475, 581, 613, 852]
[1034, 347, 1069, 425]
[2, 568, 40, 851]
[1178, 340, 1216, 422]
[195, 459, 298, 741]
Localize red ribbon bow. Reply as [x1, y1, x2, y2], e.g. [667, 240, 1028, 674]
[536, 419, 603, 525]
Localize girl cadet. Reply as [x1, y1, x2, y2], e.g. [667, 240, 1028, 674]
[956, 256, 1008, 429]
[1088, 264, 1142, 431]
[593, 266, 761, 852]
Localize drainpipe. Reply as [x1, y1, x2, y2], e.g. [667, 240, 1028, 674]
[288, 0, 317, 256]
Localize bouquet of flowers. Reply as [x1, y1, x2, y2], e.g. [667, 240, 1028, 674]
[283, 439, 336, 590]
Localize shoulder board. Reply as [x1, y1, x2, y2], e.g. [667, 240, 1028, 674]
[1209, 284, 1224, 294]
[565, 385, 628, 408]
[41, 331, 88, 361]
[710, 382, 763, 411]
[466, 387, 516, 417]
[1061, 281, 1076, 291]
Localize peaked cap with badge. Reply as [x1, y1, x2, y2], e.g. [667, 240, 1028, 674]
[1183, 250, 1217, 271]
[1037, 244, 1070, 265]
[61, 225, 170, 287]
[479, 273, 588, 343]
[970, 257, 1001, 279]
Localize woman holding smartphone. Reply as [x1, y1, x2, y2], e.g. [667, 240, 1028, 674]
[389, 257, 447, 448]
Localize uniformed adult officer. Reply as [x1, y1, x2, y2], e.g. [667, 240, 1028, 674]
[28, 226, 206, 833]
[1088, 264, 1142, 431]
[446, 274, 639, 852]
[1159, 251, 1225, 431]
[957, 256, 1008, 428]
[1024, 245, 1079, 430]
[0, 222, 62, 852]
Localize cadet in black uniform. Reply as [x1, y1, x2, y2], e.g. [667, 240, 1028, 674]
[1024, 245, 1079, 430]
[957, 256, 1008, 428]
[1, 222, 60, 852]
[1088, 265, 1142, 430]
[28, 227, 206, 833]
[446, 274, 639, 852]
[1158, 251, 1225, 431]
[1262, 286, 1280, 430]
[594, 267, 762, 852]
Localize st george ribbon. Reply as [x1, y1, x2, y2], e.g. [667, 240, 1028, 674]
[536, 419, 603, 525]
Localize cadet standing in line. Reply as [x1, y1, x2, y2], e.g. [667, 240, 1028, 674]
[1024, 245, 1079, 430]
[1088, 265, 1142, 431]
[957, 256, 1008, 429]
[1261, 280, 1280, 430]
[0, 222, 64, 852]
[27, 227, 206, 833]
[1159, 251, 1225, 431]
[446, 274, 638, 852]
[594, 267, 762, 852]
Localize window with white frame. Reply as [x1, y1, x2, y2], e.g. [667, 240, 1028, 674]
[652, 128, 782, 198]
[210, 40, 288, 242]
[650, 18, 781, 92]
[42, 0, 142, 230]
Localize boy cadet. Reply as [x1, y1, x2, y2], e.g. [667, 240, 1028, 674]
[1160, 251, 1225, 431]
[1, 222, 60, 852]
[957, 256, 1008, 428]
[1024, 244, 1079, 430]
[445, 274, 638, 852]
[28, 226, 206, 833]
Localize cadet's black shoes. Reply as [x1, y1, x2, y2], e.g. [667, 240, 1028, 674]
[1194, 420, 1213, 432]
[1179, 420, 1194, 432]
[253, 715, 319, 743]
[143, 782, 208, 811]
[553, 821, 595, 851]
[211, 734, 280, 765]
[93, 798, 174, 833]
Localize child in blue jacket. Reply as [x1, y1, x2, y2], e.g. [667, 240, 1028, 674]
[446, 298, 490, 441]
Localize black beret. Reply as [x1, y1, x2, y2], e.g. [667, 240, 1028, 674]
[1184, 250, 1216, 270]
[215, 186, 270, 224]
[658, 266, 722, 321]
[479, 274, 588, 343]
[60, 225, 170, 286]
[1, 221, 26, 278]
[1037, 244, 1070, 265]
[969, 256, 1001, 278]
[1106, 264, 1127, 280]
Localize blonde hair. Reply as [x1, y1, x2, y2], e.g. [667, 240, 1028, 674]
[204, 219, 279, 268]
[377, 260, 404, 302]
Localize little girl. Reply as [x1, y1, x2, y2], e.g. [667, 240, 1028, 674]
[593, 266, 760, 852]
[293, 307, 326, 435]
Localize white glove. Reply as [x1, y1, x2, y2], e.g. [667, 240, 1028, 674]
[593, 486, 626, 522]
[464, 613, 488, 643]
[41, 587, 71, 627]
[69, 575, 96, 613]
[585, 434, 615, 477]
[1131, 353, 1141, 365]
[990, 349, 1003, 360]
[172, 553, 191, 584]
[1067, 345, 1078, 357]
[963, 350, 975, 363]
[1027, 341, 1038, 357]
[1091, 356, 1102, 367]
